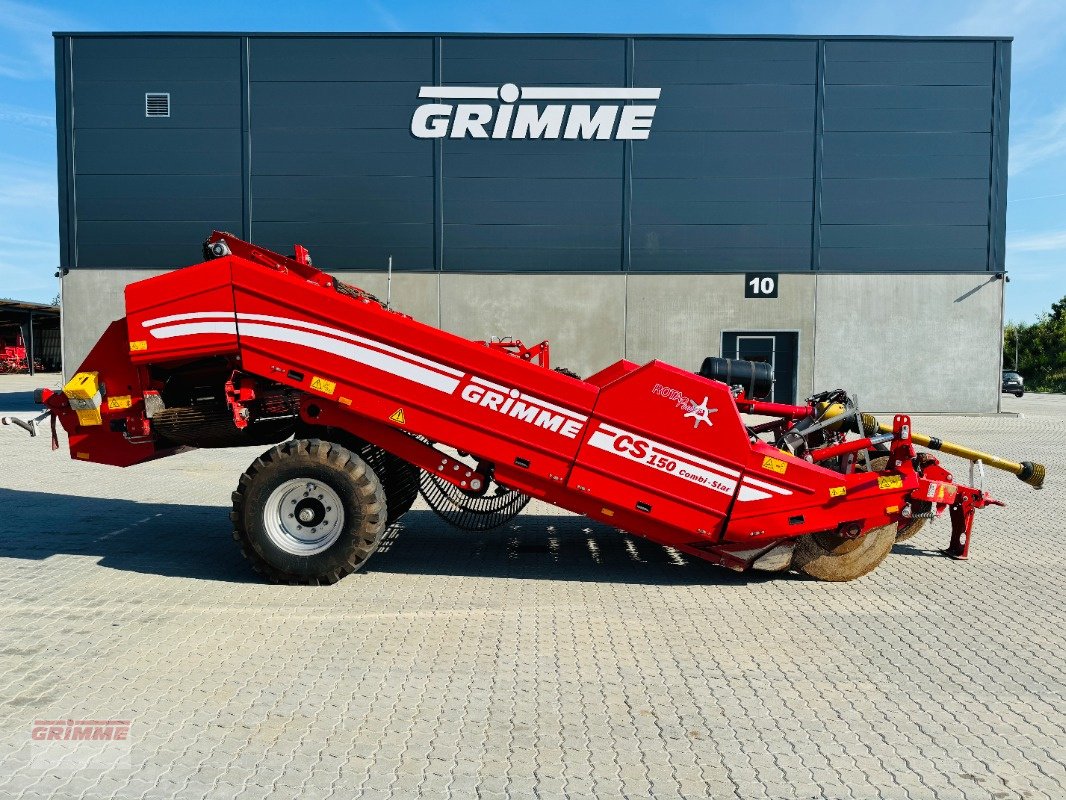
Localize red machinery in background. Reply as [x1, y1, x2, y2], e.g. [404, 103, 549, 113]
[0, 332, 40, 374]
[3, 233, 1045, 584]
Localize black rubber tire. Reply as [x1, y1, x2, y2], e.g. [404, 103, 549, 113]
[295, 424, 418, 525]
[1015, 391, 1024, 398]
[231, 439, 386, 584]
[792, 523, 897, 582]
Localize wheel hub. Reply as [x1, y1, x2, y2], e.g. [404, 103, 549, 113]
[263, 479, 345, 556]
[295, 498, 325, 526]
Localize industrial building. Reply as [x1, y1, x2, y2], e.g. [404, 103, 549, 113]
[0, 300, 60, 374]
[53, 33, 1011, 411]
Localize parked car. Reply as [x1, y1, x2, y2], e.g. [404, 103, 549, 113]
[1002, 370, 1024, 397]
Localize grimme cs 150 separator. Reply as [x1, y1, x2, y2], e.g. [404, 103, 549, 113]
[4, 233, 1045, 583]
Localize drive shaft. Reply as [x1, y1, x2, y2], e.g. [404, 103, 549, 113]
[860, 413, 1045, 489]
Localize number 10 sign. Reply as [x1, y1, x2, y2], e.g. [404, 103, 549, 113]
[744, 273, 778, 299]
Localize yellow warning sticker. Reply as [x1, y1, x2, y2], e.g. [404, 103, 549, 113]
[129, 340, 148, 352]
[886, 505, 900, 514]
[389, 408, 406, 425]
[761, 455, 788, 474]
[338, 397, 352, 406]
[878, 475, 904, 490]
[310, 376, 336, 395]
[829, 486, 846, 498]
[107, 395, 132, 411]
[76, 452, 90, 460]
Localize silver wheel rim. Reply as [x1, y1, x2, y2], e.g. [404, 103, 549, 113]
[263, 479, 345, 556]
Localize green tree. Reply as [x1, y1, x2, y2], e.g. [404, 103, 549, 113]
[1005, 296, 1066, 393]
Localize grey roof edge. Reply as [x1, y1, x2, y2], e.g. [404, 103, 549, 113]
[0, 299, 60, 314]
[51, 31, 1014, 41]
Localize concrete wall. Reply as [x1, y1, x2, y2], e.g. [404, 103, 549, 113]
[62, 269, 1003, 412]
[626, 273, 816, 400]
[439, 274, 626, 378]
[813, 273, 1004, 413]
[62, 269, 167, 377]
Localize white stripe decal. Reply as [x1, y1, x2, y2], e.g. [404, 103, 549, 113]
[587, 429, 737, 497]
[149, 320, 460, 393]
[741, 475, 793, 496]
[418, 86, 499, 99]
[143, 311, 235, 327]
[471, 375, 509, 393]
[471, 372, 588, 422]
[143, 310, 463, 382]
[595, 423, 740, 478]
[236, 323, 461, 393]
[589, 423, 794, 503]
[519, 87, 661, 100]
[737, 486, 773, 502]
[519, 393, 587, 422]
[416, 86, 661, 101]
[235, 313, 464, 377]
[149, 321, 238, 338]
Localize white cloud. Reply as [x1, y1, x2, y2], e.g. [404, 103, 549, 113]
[951, 0, 1066, 67]
[0, 0, 84, 80]
[1010, 102, 1066, 175]
[1007, 229, 1066, 252]
[0, 158, 58, 301]
[0, 160, 54, 208]
[0, 101, 53, 129]
[789, 0, 1066, 70]
[789, 1, 962, 37]
[365, 0, 404, 32]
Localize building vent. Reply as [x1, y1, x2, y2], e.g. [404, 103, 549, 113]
[145, 92, 170, 118]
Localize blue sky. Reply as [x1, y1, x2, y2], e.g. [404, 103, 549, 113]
[1, 0, 1064, 322]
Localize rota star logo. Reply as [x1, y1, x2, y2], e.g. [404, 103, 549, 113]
[684, 396, 717, 429]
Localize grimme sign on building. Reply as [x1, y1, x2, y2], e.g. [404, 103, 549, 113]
[53, 33, 1011, 413]
[410, 83, 661, 139]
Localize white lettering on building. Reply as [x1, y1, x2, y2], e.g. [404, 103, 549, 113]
[411, 83, 660, 140]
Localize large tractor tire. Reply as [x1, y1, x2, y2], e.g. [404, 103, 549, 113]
[295, 425, 418, 525]
[792, 523, 897, 582]
[231, 439, 386, 584]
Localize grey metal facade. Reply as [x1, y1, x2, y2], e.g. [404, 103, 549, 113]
[54, 33, 1011, 275]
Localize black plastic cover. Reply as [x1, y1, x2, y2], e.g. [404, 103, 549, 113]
[699, 357, 774, 400]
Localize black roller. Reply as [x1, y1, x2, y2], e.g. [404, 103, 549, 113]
[152, 404, 295, 448]
[698, 357, 774, 400]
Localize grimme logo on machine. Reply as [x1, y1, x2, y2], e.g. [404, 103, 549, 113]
[458, 376, 586, 438]
[411, 83, 661, 140]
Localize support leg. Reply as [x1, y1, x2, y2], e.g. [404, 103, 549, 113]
[946, 496, 975, 560]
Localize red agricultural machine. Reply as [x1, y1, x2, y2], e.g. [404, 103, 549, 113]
[3, 233, 1045, 583]
[0, 332, 41, 374]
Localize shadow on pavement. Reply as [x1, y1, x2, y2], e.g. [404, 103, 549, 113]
[0, 388, 43, 414]
[892, 541, 949, 559]
[0, 489, 770, 587]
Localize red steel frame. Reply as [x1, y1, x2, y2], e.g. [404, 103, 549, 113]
[42, 232, 1000, 570]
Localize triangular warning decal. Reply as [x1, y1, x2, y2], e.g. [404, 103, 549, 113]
[389, 408, 406, 425]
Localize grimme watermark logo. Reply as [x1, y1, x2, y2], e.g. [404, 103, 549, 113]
[31, 718, 131, 741]
[411, 83, 661, 140]
[28, 718, 132, 772]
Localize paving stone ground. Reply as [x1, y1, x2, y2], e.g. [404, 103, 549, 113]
[0, 373, 1063, 799]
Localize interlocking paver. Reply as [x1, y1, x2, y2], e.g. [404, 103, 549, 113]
[0, 374, 1064, 799]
